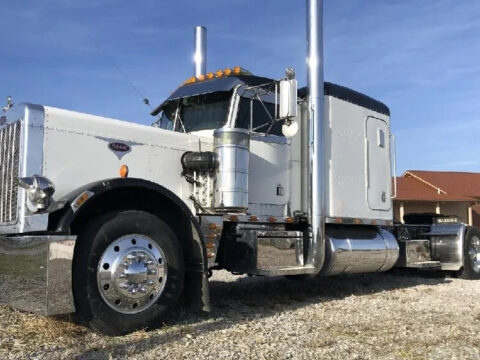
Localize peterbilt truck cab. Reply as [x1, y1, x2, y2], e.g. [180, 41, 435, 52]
[1, 1, 480, 336]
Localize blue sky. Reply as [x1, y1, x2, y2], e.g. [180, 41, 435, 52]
[1, 0, 480, 174]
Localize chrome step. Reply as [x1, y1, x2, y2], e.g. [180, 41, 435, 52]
[231, 223, 310, 276]
[405, 260, 442, 269]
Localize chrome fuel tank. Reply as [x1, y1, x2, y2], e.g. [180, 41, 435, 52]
[322, 225, 399, 276]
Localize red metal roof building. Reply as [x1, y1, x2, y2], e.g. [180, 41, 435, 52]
[394, 171, 480, 227]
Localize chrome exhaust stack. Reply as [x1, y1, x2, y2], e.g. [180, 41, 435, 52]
[306, 0, 326, 271]
[194, 26, 207, 77]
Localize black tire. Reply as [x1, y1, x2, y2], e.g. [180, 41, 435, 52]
[458, 227, 480, 280]
[284, 274, 317, 281]
[73, 210, 184, 335]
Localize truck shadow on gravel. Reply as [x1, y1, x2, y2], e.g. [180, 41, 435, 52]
[77, 270, 450, 359]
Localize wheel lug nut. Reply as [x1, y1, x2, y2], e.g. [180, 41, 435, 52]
[139, 287, 147, 293]
[146, 260, 154, 265]
[147, 280, 154, 286]
[148, 269, 157, 275]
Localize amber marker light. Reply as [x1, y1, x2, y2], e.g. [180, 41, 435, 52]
[208, 223, 217, 229]
[120, 165, 129, 178]
[206, 72, 214, 80]
[268, 216, 277, 223]
[249, 215, 258, 222]
[74, 192, 90, 209]
[215, 70, 224, 78]
[224, 68, 232, 76]
[285, 217, 295, 223]
[184, 76, 196, 84]
[233, 66, 241, 75]
[197, 74, 206, 81]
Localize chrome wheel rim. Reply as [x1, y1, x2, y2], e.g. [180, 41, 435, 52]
[97, 234, 167, 314]
[468, 236, 480, 272]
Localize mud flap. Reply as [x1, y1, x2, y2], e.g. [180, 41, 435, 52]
[183, 269, 210, 311]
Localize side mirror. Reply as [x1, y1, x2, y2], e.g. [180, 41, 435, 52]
[278, 68, 298, 120]
[279, 67, 298, 137]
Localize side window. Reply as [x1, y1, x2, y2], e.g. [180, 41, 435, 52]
[158, 111, 174, 130]
[236, 98, 284, 136]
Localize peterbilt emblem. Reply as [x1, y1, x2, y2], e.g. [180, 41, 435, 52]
[0, 116, 6, 126]
[109, 142, 131, 152]
[96, 136, 139, 160]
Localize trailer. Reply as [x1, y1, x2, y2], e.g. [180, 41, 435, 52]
[1, 0, 479, 335]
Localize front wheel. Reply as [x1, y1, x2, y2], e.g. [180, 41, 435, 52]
[73, 210, 184, 335]
[458, 227, 480, 280]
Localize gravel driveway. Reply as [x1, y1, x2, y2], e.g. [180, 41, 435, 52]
[1, 270, 479, 360]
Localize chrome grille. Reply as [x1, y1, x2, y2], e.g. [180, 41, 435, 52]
[0, 121, 21, 223]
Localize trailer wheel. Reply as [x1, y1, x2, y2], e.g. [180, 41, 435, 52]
[73, 210, 184, 335]
[459, 227, 480, 280]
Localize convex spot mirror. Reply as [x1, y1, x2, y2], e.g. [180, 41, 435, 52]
[282, 120, 298, 138]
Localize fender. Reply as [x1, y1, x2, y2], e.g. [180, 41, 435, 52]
[49, 177, 210, 311]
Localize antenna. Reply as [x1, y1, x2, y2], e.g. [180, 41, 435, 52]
[89, 36, 152, 110]
[101, 50, 152, 109]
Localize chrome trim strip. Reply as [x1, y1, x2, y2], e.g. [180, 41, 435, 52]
[0, 235, 76, 315]
[391, 133, 397, 199]
[325, 217, 394, 226]
[223, 214, 297, 223]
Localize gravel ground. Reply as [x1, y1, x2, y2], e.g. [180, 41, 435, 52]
[1, 269, 480, 360]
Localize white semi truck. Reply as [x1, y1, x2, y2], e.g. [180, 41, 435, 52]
[1, 0, 479, 335]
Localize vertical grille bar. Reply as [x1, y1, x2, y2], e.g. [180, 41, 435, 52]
[5, 125, 12, 221]
[0, 121, 21, 223]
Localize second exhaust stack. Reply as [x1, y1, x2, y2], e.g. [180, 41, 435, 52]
[306, 0, 326, 272]
[194, 26, 207, 77]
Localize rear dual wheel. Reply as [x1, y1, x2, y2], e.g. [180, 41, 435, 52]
[73, 210, 184, 335]
[458, 227, 480, 280]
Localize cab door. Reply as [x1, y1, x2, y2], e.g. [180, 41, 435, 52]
[365, 116, 391, 211]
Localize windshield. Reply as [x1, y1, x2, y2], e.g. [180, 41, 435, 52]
[159, 92, 231, 132]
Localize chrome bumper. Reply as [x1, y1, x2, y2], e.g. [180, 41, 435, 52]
[0, 235, 76, 315]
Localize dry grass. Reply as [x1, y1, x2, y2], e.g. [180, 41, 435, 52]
[1, 270, 480, 359]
